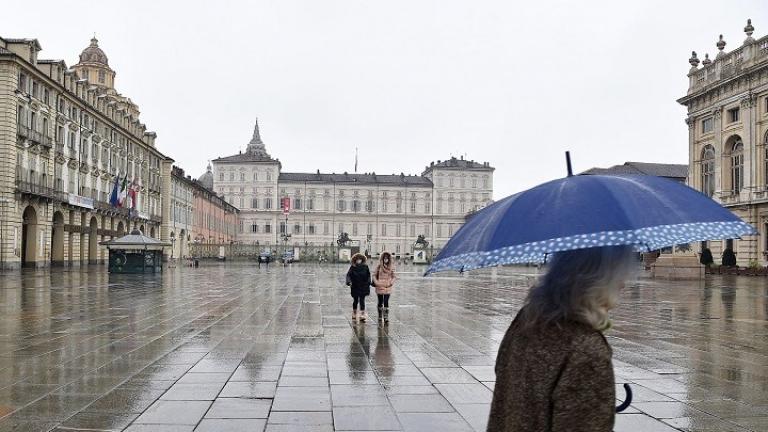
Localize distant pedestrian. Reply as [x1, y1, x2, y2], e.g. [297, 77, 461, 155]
[722, 247, 737, 267]
[487, 246, 635, 432]
[699, 248, 714, 267]
[346, 253, 371, 321]
[373, 251, 396, 322]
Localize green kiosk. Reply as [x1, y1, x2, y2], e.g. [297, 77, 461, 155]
[101, 230, 171, 273]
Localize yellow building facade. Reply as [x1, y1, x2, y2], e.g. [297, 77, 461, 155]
[0, 36, 171, 269]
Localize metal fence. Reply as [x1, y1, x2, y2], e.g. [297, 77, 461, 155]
[189, 243, 440, 263]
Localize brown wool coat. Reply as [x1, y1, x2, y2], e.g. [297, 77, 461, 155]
[373, 253, 396, 295]
[487, 309, 615, 432]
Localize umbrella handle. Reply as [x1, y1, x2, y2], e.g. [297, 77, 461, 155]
[615, 383, 632, 412]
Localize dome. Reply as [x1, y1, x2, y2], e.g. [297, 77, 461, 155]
[198, 163, 214, 190]
[79, 37, 109, 66]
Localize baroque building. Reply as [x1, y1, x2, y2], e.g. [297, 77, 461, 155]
[0, 36, 171, 269]
[678, 19, 768, 264]
[171, 165, 239, 259]
[210, 120, 494, 256]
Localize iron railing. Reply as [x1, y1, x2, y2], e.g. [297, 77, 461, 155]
[15, 179, 68, 202]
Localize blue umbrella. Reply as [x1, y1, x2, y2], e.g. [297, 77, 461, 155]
[426, 172, 756, 275]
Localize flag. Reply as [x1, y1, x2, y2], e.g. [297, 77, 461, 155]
[118, 175, 128, 207]
[109, 174, 120, 207]
[354, 147, 358, 173]
[128, 179, 138, 209]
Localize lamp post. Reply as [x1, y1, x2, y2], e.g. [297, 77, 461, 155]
[170, 231, 176, 260]
[0, 197, 11, 270]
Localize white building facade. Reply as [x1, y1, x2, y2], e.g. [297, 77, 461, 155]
[168, 166, 195, 259]
[678, 19, 768, 264]
[211, 121, 494, 256]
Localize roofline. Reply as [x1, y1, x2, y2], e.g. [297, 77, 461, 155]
[0, 45, 170, 161]
[677, 61, 768, 106]
[212, 157, 280, 164]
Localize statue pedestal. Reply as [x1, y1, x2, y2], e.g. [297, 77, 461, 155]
[338, 247, 352, 263]
[413, 248, 428, 264]
[651, 254, 704, 279]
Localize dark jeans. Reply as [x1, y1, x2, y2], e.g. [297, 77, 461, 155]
[352, 296, 366, 311]
[377, 294, 390, 308]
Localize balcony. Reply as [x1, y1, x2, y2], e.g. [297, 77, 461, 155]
[15, 178, 67, 202]
[17, 124, 52, 148]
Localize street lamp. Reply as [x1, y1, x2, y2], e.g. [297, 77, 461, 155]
[0, 197, 11, 269]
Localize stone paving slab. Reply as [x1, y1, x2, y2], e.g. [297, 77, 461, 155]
[0, 264, 766, 431]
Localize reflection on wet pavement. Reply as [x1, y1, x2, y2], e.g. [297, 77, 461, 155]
[0, 263, 766, 431]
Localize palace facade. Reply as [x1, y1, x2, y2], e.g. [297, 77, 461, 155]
[0, 36, 170, 269]
[678, 19, 768, 264]
[208, 121, 494, 256]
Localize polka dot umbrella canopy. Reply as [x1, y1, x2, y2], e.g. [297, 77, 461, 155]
[425, 174, 757, 275]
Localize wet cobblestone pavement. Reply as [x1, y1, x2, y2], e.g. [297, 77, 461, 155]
[0, 263, 766, 432]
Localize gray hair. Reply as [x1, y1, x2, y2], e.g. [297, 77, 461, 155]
[520, 246, 636, 330]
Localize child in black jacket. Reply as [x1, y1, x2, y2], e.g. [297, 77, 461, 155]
[346, 253, 371, 321]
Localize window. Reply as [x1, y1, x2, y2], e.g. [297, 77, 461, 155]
[251, 223, 258, 233]
[294, 224, 301, 234]
[425, 201, 431, 214]
[410, 224, 416, 237]
[252, 198, 259, 208]
[240, 173, 245, 181]
[18, 73, 27, 92]
[765, 133, 768, 188]
[253, 172, 258, 181]
[731, 140, 744, 193]
[219, 173, 224, 181]
[267, 172, 272, 181]
[307, 198, 314, 210]
[425, 224, 431, 237]
[352, 200, 360, 212]
[294, 198, 302, 210]
[337, 200, 346, 212]
[309, 224, 316, 235]
[410, 200, 416, 213]
[265, 198, 272, 209]
[338, 223, 344, 234]
[324, 221, 329, 235]
[366, 200, 373, 212]
[728, 108, 740, 123]
[701, 146, 715, 197]
[265, 224, 272, 233]
[701, 118, 713, 133]
[367, 224, 373, 235]
[396, 224, 401, 237]
[280, 222, 286, 234]
[381, 224, 387, 236]
[352, 223, 358, 236]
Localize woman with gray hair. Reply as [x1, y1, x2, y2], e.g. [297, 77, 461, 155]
[486, 245, 636, 432]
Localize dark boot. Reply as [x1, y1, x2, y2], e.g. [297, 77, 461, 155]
[377, 307, 384, 321]
[383, 307, 389, 322]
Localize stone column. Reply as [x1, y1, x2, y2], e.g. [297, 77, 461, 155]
[712, 107, 724, 197]
[160, 159, 173, 259]
[686, 115, 696, 187]
[0, 62, 21, 270]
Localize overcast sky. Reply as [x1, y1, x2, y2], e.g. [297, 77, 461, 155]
[4, 1, 767, 198]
